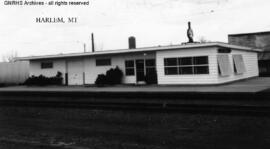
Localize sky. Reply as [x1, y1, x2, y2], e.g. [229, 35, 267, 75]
[0, 0, 270, 60]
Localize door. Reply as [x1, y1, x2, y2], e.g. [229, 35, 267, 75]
[136, 59, 145, 82]
[67, 60, 84, 85]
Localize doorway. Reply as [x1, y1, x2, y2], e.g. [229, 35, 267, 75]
[136, 59, 145, 82]
[135, 59, 157, 84]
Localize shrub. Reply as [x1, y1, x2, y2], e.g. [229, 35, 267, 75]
[95, 66, 123, 86]
[145, 70, 158, 84]
[106, 66, 123, 85]
[95, 74, 107, 86]
[24, 71, 63, 86]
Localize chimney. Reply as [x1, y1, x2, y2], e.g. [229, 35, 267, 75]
[128, 36, 136, 49]
[91, 33, 95, 52]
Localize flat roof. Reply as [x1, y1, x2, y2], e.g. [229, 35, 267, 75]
[228, 31, 270, 36]
[17, 42, 262, 61]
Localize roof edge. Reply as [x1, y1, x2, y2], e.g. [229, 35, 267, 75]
[17, 42, 262, 61]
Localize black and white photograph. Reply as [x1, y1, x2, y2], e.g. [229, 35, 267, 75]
[0, 0, 270, 148]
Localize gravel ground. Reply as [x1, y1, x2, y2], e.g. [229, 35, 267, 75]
[0, 106, 270, 149]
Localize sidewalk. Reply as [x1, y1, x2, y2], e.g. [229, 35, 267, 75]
[0, 77, 270, 93]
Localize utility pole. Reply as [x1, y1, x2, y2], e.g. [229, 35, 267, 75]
[91, 33, 95, 52]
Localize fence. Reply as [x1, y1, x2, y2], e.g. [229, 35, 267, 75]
[0, 61, 29, 84]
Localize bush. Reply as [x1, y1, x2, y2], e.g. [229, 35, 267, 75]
[95, 74, 107, 86]
[145, 70, 158, 84]
[95, 66, 123, 86]
[106, 66, 123, 85]
[24, 71, 63, 86]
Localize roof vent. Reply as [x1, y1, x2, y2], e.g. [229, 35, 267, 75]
[128, 36, 136, 49]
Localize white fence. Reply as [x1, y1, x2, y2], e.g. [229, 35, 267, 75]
[0, 61, 29, 84]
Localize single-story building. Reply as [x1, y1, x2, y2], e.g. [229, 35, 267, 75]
[18, 42, 262, 85]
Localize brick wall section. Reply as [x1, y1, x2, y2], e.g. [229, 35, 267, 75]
[228, 32, 270, 52]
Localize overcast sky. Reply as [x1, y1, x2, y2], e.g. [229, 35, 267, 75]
[0, 0, 270, 60]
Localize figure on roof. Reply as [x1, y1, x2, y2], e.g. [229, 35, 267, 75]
[187, 22, 194, 43]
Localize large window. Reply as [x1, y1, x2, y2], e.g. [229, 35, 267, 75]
[217, 55, 232, 76]
[41, 62, 53, 69]
[96, 58, 111, 66]
[164, 56, 209, 75]
[232, 54, 246, 74]
[125, 60, 135, 76]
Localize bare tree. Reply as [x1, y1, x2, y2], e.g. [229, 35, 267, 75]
[198, 36, 210, 43]
[2, 50, 18, 62]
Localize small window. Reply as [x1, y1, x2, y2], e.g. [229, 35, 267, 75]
[179, 67, 193, 74]
[96, 59, 111, 66]
[125, 60, 135, 76]
[194, 66, 209, 74]
[218, 48, 231, 53]
[179, 57, 192, 65]
[193, 56, 208, 65]
[233, 55, 246, 74]
[164, 58, 177, 66]
[41, 62, 53, 69]
[165, 67, 178, 75]
[217, 55, 232, 76]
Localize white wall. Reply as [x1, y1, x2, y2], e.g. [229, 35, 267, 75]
[29, 48, 259, 85]
[216, 50, 259, 83]
[30, 59, 66, 83]
[84, 52, 155, 84]
[156, 47, 218, 85]
[29, 52, 156, 85]
[0, 61, 29, 84]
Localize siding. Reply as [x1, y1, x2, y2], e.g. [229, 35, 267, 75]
[30, 52, 156, 85]
[216, 50, 259, 83]
[0, 61, 29, 84]
[28, 47, 259, 85]
[156, 47, 218, 85]
[84, 52, 155, 84]
[30, 59, 66, 83]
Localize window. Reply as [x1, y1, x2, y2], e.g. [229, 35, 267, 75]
[164, 58, 178, 75]
[164, 56, 209, 75]
[218, 48, 231, 53]
[145, 59, 156, 74]
[41, 62, 53, 69]
[125, 60, 135, 76]
[217, 55, 232, 76]
[96, 58, 111, 66]
[233, 55, 246, 74]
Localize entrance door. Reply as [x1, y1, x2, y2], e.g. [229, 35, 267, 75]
[67, 60, 84, 85]
[136, 59, 145, 82]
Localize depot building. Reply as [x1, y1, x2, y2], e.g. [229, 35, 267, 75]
[18, 40, 262, 85]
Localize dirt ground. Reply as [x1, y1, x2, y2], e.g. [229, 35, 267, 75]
[0, 106, 270, 149]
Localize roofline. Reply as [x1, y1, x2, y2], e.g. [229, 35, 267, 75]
[17, 42, 262, 61]
[228, 31, 270, 36]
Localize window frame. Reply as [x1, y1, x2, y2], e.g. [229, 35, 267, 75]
[41, 62, 53, 69]
[217, 54, 232, 77]
[95, 58, 111, 66]
[232, 54, 246, 74]
[164, 56, 209, 75]
[125, 60, 135, 76]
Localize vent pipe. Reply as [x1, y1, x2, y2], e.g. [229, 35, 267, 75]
[91, 33, 95, 52]
[128, 36, 136, 49]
